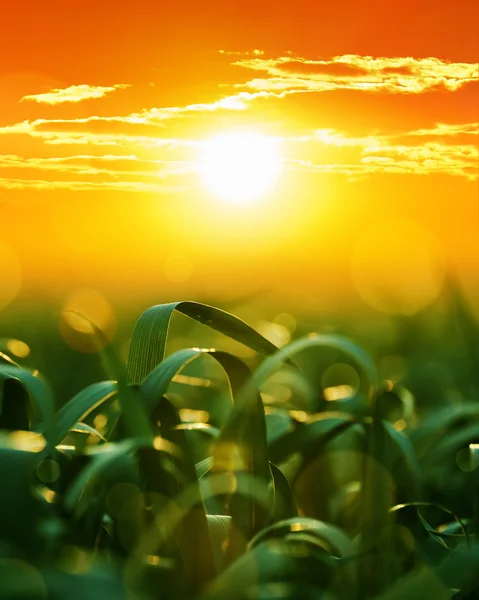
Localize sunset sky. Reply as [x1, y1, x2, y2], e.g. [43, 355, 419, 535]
[1, 1, 478, 315]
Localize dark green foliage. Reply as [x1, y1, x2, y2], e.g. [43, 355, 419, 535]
[1, 289, 479, 599]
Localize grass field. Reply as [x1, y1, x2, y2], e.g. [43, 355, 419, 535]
[1, 280, 479, 600]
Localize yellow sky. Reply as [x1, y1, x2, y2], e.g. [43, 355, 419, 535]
[0, 1, 478, 315]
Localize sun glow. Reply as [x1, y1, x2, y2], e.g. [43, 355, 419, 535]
[199, 132, 281, 204]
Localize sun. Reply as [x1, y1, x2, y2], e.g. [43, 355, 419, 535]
[199, 131, 282, 204]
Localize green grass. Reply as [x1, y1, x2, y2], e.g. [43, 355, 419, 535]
[1, 288, 479, 599]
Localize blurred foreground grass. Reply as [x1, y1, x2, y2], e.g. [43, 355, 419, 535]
[1, 280, 479, 599]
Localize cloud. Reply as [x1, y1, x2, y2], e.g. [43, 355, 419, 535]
[138, 94, 251, 120]
[219, 49, 264, 56]
[232, 53, 478, 95]
[2, 54, 477, 154]
[0, 90, 292, 146]
[1, 120, 476, 195]
[2, 50, 477, 191]
[0, 154, 194, 180]
[20, 84, 131, 105]
[283, 125, 478, 180]
[0, 118, 189, 147]
[0, 151, 195, 192]
[0, 176, 185, 193]
[406, 122, 479, 137]
[288, 122, 479, 145]
[360, 141, 478, 179]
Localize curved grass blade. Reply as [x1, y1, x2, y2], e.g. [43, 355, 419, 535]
[273, 416, 363, 523]
[248, 516, 354, 558]
[410, 404, 479, 458]
[0, 351, 21, 368]
[140, 349, 242, 589]
[217, 334, 377, 553]
[0, 365, 54, 442]
[126, 301, 279, 385]
[236, 334, 378, 415]
[210, 353, 270, 553]
[141, 347, 270, 585]
[268, 414, 359, 466]
[422, 423, 479, 464]
[206, 514, 232, 571]
[129, 471, 272, 595]
[174, 423, 219, 463]
[265, 409, 294, 444]
[50, 381, 117, 446]
[69, 422, 107, 442]
[235, 335, 377, 595]
[64, 442, 133, 517]
[196, 456, 214, 479]
[142, 471, 272, 547]
[202, 518, 345, 600]
[97, 332, 153, 441]
[391, 502, 469, 544]
[269, 462, 298, 522]
[140, 348, 207, 413]
[364, 419, 420, 501]
[66, 311, 153, 440]
[388, 503, 450, 569]
[141, 347, 270, 483]
[64, 437, 172, 516]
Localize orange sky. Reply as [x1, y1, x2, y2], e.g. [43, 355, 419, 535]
[0, 0, 478, 314]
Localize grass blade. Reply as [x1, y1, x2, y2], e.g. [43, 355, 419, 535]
[126, 301, 279, 385]
[0, 365, 55, 442]
[50, 381, 117, 446]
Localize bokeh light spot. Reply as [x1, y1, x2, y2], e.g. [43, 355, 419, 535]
[6, 339, 30, 358]
[351, 220, 444, 315]
[4, 431, 46, 453]
[457, 444, 479, 472]
[93, 413, 108, 432]
[322, 363, 360, 401]
[36, 458, 61, 483]
[273, 312, 297, 334]
[60, 288, 116, 352]
[258, 321, 291, 347]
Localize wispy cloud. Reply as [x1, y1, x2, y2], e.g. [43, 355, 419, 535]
[219, 49, 264, 56]
[1, 121, 476, 193]
[2, 51, 477, 191]
[284, 124, 478, 180]
[0, 154, 194, 178]
[4, 54, 477, 152]
[0, 176, 185, 193]
[406, 122, 479, 137]
[293, 121, 479, 145]
[138, 93, 252, 119]
[20, 84, 131, 105]
[0, 90, 289, 146]
[231, 53, 478, 95]
[0, 118, 178, 146]
[360, 141, 478, 179]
